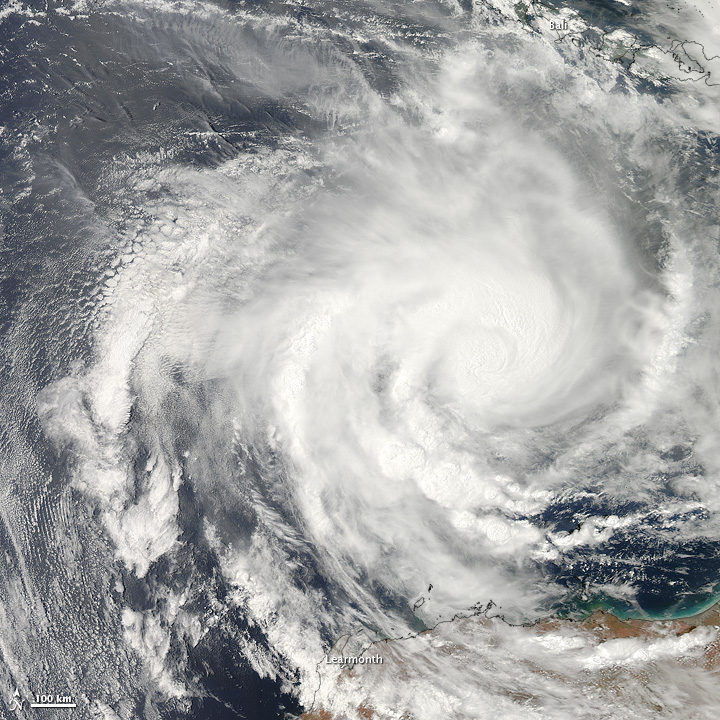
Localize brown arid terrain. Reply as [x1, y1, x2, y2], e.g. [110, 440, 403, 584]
[537, 605, 720, 656]
[302, 708, 376, 720]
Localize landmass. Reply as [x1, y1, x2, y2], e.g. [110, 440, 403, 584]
[303, 599, 720, 718]
[481, 0, 720, 86]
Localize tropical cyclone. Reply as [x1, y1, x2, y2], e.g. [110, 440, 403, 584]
[2, 0, 720, 718]
[212, 41, 659, 631]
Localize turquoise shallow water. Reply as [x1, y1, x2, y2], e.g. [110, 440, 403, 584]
[560, 589, 720, 622]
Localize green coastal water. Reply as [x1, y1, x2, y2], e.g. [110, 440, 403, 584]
[562, 589, 720, 622]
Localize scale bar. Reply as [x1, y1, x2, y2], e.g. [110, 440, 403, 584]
[30, 703, 76, 708]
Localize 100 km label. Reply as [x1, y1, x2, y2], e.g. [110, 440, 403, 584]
[32, 693, 75, 707]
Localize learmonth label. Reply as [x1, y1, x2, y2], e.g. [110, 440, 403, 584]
[324, 654, 383, 665]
